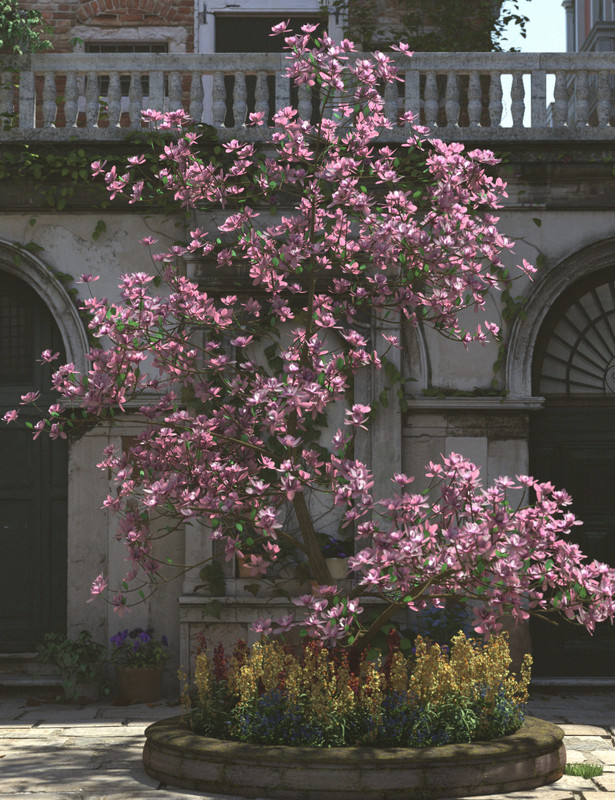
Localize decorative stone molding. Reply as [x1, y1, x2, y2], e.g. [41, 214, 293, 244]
[405, 397, 543, 412]
[69, 25, 187, 52]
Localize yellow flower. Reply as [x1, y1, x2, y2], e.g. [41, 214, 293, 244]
[194, 653, 212, 704]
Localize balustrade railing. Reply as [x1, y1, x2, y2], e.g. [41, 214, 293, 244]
[1, 51, 615, 141]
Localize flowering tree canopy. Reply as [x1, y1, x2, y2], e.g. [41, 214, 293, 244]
[7, 23, 615, 650]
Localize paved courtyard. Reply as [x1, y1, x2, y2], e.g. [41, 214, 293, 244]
[2, 690, 615, 799]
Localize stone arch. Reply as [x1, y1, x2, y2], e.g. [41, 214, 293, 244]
[0, 239, 89, 376]
[506, 236, 615, 398]
[77, 0, 180, 25]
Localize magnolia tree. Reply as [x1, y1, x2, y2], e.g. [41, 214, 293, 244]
[8, 23, 615, 651]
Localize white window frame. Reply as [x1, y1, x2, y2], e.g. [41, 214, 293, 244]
[195, 0, 343, 54]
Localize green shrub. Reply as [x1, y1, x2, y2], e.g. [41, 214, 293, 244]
[181, 632, 531, 748]
[0, 0, 52, 53]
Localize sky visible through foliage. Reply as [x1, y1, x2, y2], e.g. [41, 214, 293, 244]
[506, 0, 566, 52]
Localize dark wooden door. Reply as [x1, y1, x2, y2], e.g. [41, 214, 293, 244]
[530, 268, 615, 676]
[530, 405, 615, 675]
[0, 272, 67, 652]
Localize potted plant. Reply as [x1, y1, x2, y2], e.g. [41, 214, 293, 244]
[320, 534, 354, 580]
[110, 627, 170, 703]
[37, 630, 107, 703]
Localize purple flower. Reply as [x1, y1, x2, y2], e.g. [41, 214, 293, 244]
[109, 627, 170, 666]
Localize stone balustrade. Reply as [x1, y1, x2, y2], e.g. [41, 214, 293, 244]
[1, 51, 615, 142]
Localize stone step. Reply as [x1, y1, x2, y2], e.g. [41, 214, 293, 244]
[0, 653, 62, 697]
[531, 677, 615, 689]
[0, 652, 59, 677]
[0, 674, 63, 699]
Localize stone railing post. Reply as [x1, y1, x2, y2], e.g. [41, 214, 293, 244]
[18, 68, 35, 130]
[530, 69, 547, 128]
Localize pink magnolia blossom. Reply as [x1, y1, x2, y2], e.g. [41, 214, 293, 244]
[19, 391, 39, 404]
[39, 349, 60, 363]
[88, 573, 108, 601]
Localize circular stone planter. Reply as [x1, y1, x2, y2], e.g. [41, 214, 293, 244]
[143, 716, 565, 800]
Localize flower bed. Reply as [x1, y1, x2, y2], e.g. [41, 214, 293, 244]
[143, 715, 565, 799]
[180, 633, 532, 748]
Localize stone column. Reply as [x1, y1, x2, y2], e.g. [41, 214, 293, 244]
[563, 0, 576, 52]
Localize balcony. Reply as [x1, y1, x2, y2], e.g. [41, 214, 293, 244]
[1, 51, 615, 143]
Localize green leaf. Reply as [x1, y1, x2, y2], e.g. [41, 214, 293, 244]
[198, 562, 226, 596]
[532, 217, 542, 228]
[23, 241, 44, 254]
[92, 219, 106, 241]
[202, 600, 222, 619]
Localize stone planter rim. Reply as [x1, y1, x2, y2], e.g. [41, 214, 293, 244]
[144, 715, 562, 764]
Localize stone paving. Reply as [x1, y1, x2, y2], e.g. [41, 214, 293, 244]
[1, 690, 615, 799]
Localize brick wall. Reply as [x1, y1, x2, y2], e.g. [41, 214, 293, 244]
[21, 0, 195, 52]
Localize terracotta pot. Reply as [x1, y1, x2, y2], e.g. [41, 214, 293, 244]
[116, 665, 163, 704]
[325, 557, 349, 580]
[236, 554, 253, 578]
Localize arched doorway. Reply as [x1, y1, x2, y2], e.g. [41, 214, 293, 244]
[530, 265, 615, 676]
[0, 270, 68, 652]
